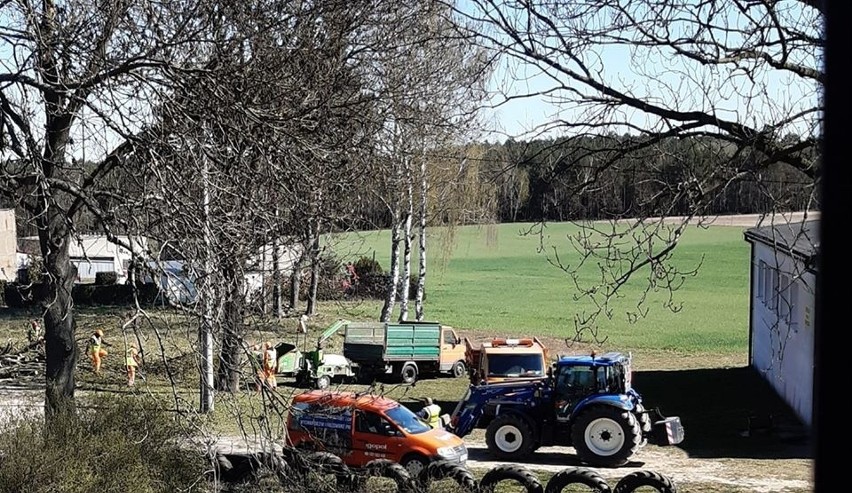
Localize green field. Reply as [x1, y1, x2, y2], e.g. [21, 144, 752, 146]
[325, 221, 751, 354]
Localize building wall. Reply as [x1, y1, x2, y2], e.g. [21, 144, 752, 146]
[0, 210, 16, 282]
[749, 242, 816, 426]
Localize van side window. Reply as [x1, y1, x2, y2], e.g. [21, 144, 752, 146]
[443, 330, 457, 345]
[355, 410, 396, 436]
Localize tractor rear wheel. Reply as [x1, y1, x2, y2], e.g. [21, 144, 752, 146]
[485, 413, 536, 460]
[571, 406, 641, 467]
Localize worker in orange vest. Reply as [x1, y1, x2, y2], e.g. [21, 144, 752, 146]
[87, 329, 112, 375]
[256, 341, 277, 391]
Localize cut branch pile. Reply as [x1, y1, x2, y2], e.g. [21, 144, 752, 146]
[0, 340, 45, 381]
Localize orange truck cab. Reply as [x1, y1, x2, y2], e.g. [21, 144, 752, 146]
[286, 390, 468, 477]
[464, 337, 550, 384]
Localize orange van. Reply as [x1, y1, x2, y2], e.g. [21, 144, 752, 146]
[286, 390, 468, 477]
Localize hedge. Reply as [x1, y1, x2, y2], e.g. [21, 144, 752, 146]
[3, 282, 160, 308]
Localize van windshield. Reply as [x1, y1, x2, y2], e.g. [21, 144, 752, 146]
[386, 406, 431, 434]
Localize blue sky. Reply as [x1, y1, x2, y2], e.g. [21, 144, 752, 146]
[471, 1, 821, 143]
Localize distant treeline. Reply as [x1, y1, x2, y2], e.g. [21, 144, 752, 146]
[354, 134, 817, 228]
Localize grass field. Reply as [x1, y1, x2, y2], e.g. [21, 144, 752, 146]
[325, 221, 751, 353]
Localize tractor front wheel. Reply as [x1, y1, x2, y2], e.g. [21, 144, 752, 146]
[571, 406, 641, 467]
[485, 413, 536, 460]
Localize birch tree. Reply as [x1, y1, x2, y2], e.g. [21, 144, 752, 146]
[376, 1, 491, 322]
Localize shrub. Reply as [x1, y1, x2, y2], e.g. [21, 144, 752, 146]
[71, 284, 96, 305]
[353, 256, 383, 277]
[0, 394, 205, 493]
[0, 279, 5, 307]
[94, 271, 118, 285]
[3, 282, 43, 308]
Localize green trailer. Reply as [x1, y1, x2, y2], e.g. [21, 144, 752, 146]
[343, 321, 467, 384]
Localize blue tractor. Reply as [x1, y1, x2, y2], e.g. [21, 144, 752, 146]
[447, 351, 684, 467]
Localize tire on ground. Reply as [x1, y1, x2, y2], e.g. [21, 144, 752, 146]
[571, 406, 642, 467]
[359, 458, 417, 492]
[485, 413, 536, 460]
[418, 460, 478, 492]
[479, 464, 544, 493]
[613, 470, 677, 493]
[544, 467, 612, 493]
[304, 451, 350, 488]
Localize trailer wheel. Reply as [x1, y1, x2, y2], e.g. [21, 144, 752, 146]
[452, 360, 466, 378]
[545, 467, 611, 493]
[479, 464, 543, 493]
[571, 406, 642, 467]
[485, 413, 536, 460]
[315, 374, 331, 390]
[418, 460, 478, 492]
[401, 363, 418, 384]
[613, 470, 677, 493]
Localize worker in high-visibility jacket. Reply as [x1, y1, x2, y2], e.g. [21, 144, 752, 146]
[126, 344, 141, 386]
[417, 397, 443, 429]
[87, 329, 111, 375]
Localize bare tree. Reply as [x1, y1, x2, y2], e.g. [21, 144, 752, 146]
[452, 0, 822, 338]
[0, 0, 223, 416]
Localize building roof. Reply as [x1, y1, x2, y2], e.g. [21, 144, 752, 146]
[743, 219, 819, 269]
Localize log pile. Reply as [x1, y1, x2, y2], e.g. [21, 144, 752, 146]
[0, 340, 45, 381]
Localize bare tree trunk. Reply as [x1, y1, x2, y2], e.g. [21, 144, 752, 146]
[399, 165, 414, 322]
[380, 210, 402, 323]
[272, 233, 282, 318]
[415, 157, 428, 321]
[39, 215, 77, 418]
[217, 266, 244, 392]
[290, 249, 306, 312]
[306, 225, 320, 316]
[260, 231, 267, 316]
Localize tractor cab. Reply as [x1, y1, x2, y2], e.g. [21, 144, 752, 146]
[552, 352, 633, 418]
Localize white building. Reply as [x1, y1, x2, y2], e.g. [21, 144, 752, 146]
[744, 219, 818, 427]
[244, 242, 304, 302]
[19, 234, 149, 284]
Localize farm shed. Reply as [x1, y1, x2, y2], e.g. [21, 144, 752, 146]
[744, 218, 818, 427]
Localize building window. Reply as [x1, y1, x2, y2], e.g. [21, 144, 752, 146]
[770, 270, 779, 310]
[789, 281, 800, 331]
[757, 261, 766, 300]
[762, 264, 773, 309]
[779, 274, 790, 320]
